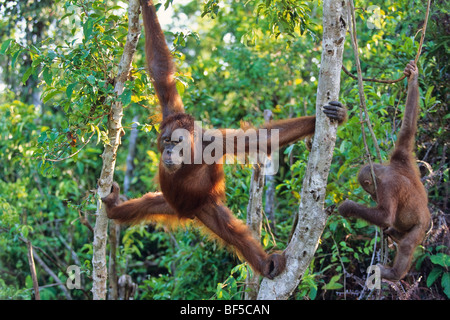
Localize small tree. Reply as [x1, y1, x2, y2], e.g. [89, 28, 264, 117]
[2, 0, 144, 300]
[92, 0, 142, 300]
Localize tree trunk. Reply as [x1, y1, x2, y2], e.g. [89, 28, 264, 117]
[26, 239, 40, 300]
[244, 160, 265, 300]
[257, 0, 348, 300]
[92, 0, 141, 300]
[244, 110, 274, 300]
[263, 110, 276, 233]
[108, 116, 139, 300]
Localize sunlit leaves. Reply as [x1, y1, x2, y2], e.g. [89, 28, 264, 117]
[202, 0, 220, 19]
[1, 0, 151, 168]
[254, 0, 312, 38]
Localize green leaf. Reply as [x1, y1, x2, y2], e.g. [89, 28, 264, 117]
[0, 39, 13, 55]
[424, 85, 435, 107]
[426, 267, 443, 287]
[309, 283, 318, 300]
[90, 124, 101, 145]
[66, 82, 78, 99]
[11, 49, 22, 68]
[120, 88, 132, 106]
[216, 283, 223, 299]
[430, 253, 450, 268]
[21, 225, 29, 238]
[324, 275, 343, 290]
[42, 89, 60, 103]
[442, 272, 450, 298]
[176, 79, 186, 96]
[25, 275, 33, 288]
[337, 163, 346, 178]
[83, 17, 94, 40]
[43, 67, 53, 85]
[22, 67, 33, 84]
[107, 5, 124, 11]
[262, 232, 269, 247]
[31, 56, 44, 68]
[86, 75, 96, 85]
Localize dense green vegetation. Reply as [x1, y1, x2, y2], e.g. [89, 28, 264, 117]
[0, 0, 448, 300]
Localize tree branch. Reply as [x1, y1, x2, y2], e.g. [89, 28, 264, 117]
[244, 110, 273, 300]
[26, 239, 40, 300]
[32, 250, 73, 300]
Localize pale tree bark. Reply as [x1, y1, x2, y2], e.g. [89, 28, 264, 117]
[26, 239, 40, 300]
[108, 116, 139, 300]
[244, 154, 265, 300]
[244, 172, 264, 299]
[92, 0, 141, 300]
[244, 110, 273, 300]
[257, 0, 348, 300]
[263, 110, 276, 232]
[246, 164, 264, 241]
[107, 219, 119, 300]
[118, 274, 138, 300]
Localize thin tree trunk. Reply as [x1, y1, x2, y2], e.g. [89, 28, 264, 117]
[244, 110, 274, 300]
[32, 250, 72, 300]
[23, 212, 40, 300]
[108, 116, 139, 300]
[92, 0, 141, 300]
[26, 239, 40, 300]
[257, 0, 348, 299]
[107, 221, 119, 300]
[245, 160, 265, 300]
[263, 110, 276, 233]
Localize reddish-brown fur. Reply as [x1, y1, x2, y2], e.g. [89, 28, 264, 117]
[102, 0, 346, 279]
[338, 61, 431, 281]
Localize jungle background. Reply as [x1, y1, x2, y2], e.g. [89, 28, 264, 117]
[0, 0, 448, 300]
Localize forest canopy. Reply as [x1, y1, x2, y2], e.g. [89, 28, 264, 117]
[0, 0, 448, 300]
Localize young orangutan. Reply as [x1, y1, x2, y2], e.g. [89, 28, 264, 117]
[338, 60, 431, 281]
